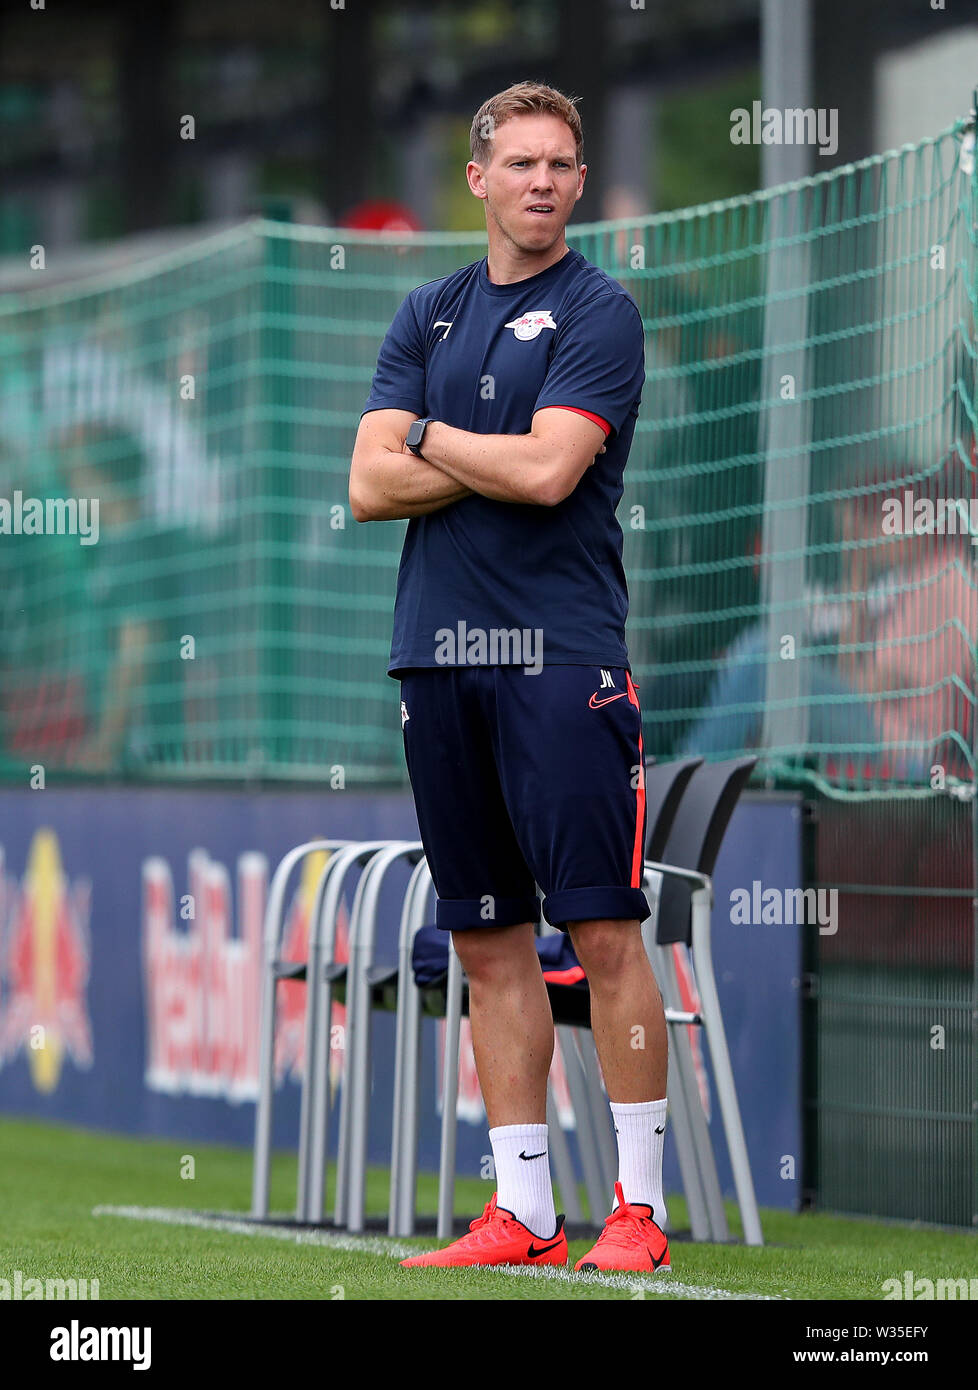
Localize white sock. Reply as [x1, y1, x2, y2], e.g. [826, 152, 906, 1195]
[488, 1123, 557, 1237]
[610, 1097, 668, 1226]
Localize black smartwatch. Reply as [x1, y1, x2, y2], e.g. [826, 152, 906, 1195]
[405, 417, 435, 458]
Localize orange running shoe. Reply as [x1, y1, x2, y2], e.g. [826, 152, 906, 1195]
[400, 1194, 567, 1268]
[574, 1183, 670, 1273]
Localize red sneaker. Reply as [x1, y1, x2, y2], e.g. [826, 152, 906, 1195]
[400, 1194, 567, 1268]
[574, 1183, 670, 1273]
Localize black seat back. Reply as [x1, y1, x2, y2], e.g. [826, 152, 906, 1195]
[654, 756, 757, 945]
[644, 756, 703, 861]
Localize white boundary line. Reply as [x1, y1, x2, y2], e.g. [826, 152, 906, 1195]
[92, 1204, 787, 1300]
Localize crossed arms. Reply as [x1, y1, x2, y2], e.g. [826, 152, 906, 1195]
[348, 407, 608, 522]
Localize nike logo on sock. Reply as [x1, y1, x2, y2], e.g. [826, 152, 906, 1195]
[527, 1238, 563, 1258]
[519, 1149, 547, 1161]
[654, 1125, 665, 1134]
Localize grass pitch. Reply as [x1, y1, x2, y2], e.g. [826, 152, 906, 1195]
[2, 1115, 974, 1301]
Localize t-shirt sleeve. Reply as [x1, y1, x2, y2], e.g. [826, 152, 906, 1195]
[360, 291, 426, 419]
[532, 292, 645, 437]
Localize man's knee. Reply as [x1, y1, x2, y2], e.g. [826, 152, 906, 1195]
[567, 918, 646, 984]
[451, 921, 536, 986]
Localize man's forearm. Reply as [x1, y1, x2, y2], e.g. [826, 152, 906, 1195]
[353, 448, 473, 521]
[420, 421, 556, 506]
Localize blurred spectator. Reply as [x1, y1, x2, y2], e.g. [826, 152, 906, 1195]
[680, 459, 978, 781]
[58, 422, 156, 772]
[836, 480, 977, 778]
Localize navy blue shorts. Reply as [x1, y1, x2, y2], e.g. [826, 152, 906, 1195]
[398, 665, 651, 933]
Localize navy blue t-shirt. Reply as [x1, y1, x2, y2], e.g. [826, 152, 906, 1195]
[359, 247, 646, 676]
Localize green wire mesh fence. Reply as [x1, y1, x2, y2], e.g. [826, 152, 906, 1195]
[0, 119, 975, 792]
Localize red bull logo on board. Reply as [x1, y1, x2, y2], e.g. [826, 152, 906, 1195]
[142, 847, 348, 1102]
[0, 828, 93, 1093]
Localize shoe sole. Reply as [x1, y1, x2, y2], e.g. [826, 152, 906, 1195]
[402, 1252, 569, 1269]
[576, 1262, 671, 1273]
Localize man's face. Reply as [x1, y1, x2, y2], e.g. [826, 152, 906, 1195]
[838, 492, 913, 587]
[467, 113, 585, 253]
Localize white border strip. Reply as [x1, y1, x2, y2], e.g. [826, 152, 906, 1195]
[92, 1205, 786, 1300]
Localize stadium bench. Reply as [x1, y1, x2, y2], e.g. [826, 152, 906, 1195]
[252, 756, 763, 1248]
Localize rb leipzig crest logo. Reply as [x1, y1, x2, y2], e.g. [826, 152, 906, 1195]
[505, 309, 557, 341]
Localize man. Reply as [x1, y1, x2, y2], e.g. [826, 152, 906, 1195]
[349, 81, 669, 1273]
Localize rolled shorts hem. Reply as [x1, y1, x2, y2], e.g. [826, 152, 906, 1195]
[543, 886, 651, 931]
[436, 896, 542, 932]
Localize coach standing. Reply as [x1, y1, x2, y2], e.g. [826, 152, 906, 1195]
[349, 82, 670, 1274]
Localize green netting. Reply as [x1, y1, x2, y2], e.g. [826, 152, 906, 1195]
[0, 119, 975, 791]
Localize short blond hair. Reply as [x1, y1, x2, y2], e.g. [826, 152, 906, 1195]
[470, 81, 583, 170]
